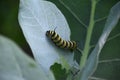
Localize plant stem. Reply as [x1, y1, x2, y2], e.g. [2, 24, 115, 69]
[80, 0, 96, 69]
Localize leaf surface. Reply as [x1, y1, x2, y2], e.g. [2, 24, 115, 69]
[18, 0, 75, 79]
[0, 35, 49, 80]
[77, 1, 120, 80]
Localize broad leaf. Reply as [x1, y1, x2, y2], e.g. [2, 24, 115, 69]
[18, 0, 75, 79]
[0, 35, 49, 80]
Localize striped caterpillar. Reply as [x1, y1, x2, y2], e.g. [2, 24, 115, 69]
[46, 30, 77, 51]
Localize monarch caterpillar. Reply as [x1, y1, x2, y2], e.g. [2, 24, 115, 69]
[46, 30, 77, 51]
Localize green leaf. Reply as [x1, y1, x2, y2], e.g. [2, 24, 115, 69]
[18, 0, 75, 79]
[0, 35, 49, 80]
[77, 1, 120, 80]
[92, 59, 120, 80]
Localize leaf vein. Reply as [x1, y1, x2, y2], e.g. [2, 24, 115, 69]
[99, 58, 120, 63]
[58, 0, 87, 28]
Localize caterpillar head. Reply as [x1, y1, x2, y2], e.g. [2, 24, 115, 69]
[46, 30, 54, 38]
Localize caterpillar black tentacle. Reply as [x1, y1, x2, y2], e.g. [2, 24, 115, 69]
[46, 30, 77, 51]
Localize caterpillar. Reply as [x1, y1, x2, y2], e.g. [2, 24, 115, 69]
[46, 30, 77, 51]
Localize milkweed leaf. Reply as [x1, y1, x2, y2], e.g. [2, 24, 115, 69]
[18, 0, 75, 79]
